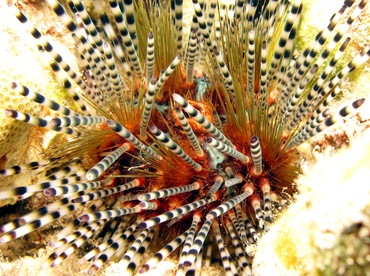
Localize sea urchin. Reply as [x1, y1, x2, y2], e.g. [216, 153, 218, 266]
[0, 0, 369, 275]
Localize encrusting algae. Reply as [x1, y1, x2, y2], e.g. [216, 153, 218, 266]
[253, 130, 370, 275]
[0, 0, 369, 275]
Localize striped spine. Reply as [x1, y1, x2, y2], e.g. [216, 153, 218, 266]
[183, 219, 212, 267]
[206, 137, 249, 163]
[178, 213, 201, 269]
[185, 27, 198, 84]
[123, 0, 138, 51]
[68, 0, 104, 52]
[107, 120, 161, 159]
[225, 174, 243, 187]
[173, 93, 233, 147]
[73, 178, 143, 203]
[206, 184, 255, 221]
[79, 205, 141, 222]
[5, 109, 79, 136]
[140, 231, 189, 273]
[0, 202, 82, 243]
[51, 115, 106, 127]
[212, 220, 238, 276]
[146, 31, 155, 82]
[140, 77, 158, 140]
[138, 181, 200, 201]
[174, 0, 184, 53]
[250, 136, 263, 176]
[149, 126, 202, 172]
[205, 176, 224, 199]
[175, 107, 204, 157]
[12, 83, 79, 116]
[108, 0, 142, 77]
[137, 198, 212, 229]
[43, 180, 102, 197]
[288, 98, 365, 148]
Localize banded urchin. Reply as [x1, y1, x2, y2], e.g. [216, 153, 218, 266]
[0, 0, 369, 275]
